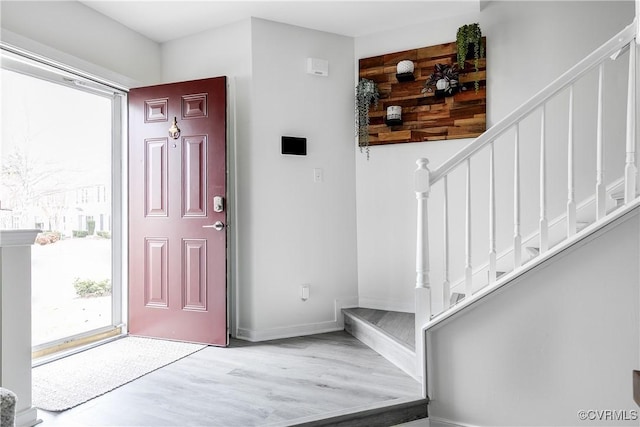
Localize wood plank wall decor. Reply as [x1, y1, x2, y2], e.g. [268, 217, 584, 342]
[359, 38, 486, 146]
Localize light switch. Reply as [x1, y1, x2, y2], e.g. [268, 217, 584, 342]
[313, 168, 323, 183]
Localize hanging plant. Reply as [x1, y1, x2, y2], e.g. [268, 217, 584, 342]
[355, 78, 379, 159]
[456, 23, 484, 92]
[422, 63, 460, 97]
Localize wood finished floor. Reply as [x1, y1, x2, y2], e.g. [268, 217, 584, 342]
[38, 331, 422, 426]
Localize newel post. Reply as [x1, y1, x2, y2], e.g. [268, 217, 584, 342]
[0, 230, 40, 427]
[414, 158, 431, 384]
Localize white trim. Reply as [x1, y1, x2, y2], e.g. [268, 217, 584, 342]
[0, 29, 140, 90]
[335, 296, 359, 329]
[15, 406, 39, 427]
[237, 321, 342, 342]
[229, 76, 239, 339]
[111, 92, 126, 330]
[236, 295, 358, 341]
[637, 0, 640, 46]
[358, 296, 414, 313]
[118, 92, 129, 335]
[0, 230, 39, 247]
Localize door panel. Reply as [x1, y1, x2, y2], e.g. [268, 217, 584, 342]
[129, 77, 227, 346]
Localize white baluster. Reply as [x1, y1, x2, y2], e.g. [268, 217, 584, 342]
[540, 106, 549, 253]
[567, 86, 577, 236]
[596, 63, 606, 220]
[415, 158, 431, 292]
[443, 175, 450, 309]
[415, 158, 431, 380]
[465, 158, 473, 299]
[514, 124, 522, 268]
[488, 142, 497, 284]
[624, 37, 637, 203]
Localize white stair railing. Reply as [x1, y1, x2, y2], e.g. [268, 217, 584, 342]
[414, 20, 638, 384]
[625, 28, 638, 204]
[567, 87, 577, 237]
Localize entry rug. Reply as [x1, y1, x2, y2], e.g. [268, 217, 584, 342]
[33, 336, 206, 411]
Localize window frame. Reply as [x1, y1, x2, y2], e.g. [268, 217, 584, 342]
[1, 44, 129, 360]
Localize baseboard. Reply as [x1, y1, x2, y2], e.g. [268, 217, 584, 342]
[237, 321, 342, 342]
[15, 406, 40, 427]
[335, 296, 359, 329]
[358, 297, 414, 313]
[236, 296, 359, 342]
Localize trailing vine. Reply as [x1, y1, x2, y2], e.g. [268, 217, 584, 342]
[355, 78, 379, 159]
[456, 23, 484, 92]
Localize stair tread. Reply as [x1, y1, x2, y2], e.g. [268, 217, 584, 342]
[343, 308, 415, 351]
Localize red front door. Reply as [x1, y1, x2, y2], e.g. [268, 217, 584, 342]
[128, 77, 227, 346]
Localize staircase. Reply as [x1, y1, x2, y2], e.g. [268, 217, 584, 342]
[344, 17, 639, 426]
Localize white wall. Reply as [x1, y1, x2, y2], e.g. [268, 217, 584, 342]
[237, 18, 358, 339]
[428, 208, 640, 426]
[354, 1, 634, 314]
[0, 1, 162, 87]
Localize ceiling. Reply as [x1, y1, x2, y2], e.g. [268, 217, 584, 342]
[79, 1, 480, 43]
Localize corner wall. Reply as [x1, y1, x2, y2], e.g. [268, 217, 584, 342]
[238, 18, 358, 339]
[354, 1, 634, 313]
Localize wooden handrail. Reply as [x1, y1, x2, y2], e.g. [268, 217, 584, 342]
[429, 20, 637, 186]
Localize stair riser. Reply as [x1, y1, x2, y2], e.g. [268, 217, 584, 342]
[344, 314, 417, 379]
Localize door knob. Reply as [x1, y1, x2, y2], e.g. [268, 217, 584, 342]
[202, 221, 225, 231]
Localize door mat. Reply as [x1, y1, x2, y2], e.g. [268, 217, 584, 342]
[33, 336, 206, 411]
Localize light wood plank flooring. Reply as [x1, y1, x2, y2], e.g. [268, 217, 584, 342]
[343, 308, 415, 350]
[38, 331, 423, 426]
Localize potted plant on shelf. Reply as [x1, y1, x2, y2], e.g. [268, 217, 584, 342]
[422, 63, 460, 98]
[456, 23, 484, 92]
[355, 78, 379, 159]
